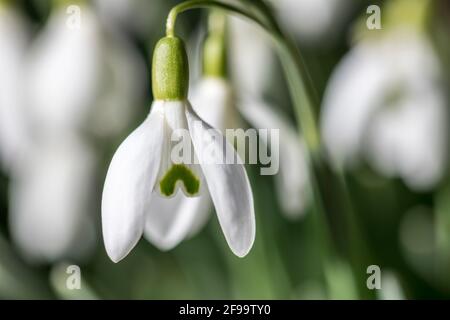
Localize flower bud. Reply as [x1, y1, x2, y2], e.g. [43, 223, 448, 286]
[152, 36, 189, 101]
[203, 33, 227, 78]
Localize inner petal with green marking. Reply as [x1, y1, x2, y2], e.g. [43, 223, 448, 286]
[159, 164, 201, 197]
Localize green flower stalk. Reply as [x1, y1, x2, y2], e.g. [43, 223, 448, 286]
[166, 0, 367, 299]
[203, 11, 228, 78]
[165, 0, 320, 155]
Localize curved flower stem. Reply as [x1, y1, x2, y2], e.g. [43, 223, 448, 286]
[166, 0, 321, 155]
[166, 0, 268, 38]
[246, 0, 374, 298]
[166, 0, 353, 297]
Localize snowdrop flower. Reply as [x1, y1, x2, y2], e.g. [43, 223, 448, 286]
[27, 3, 101, 135]
[192, 78, 310, 217]
[102, 37, 255, 262]
[27, 3, 146, 139]
[271, 0, 352, 45]
[227, 17, 311, 217]
[229, 16, 272, 98]
[321, 30, 447, 190]
[0, 4, 30, 172]
[8, 3, 127, 263]
[9, 137, 96, 263]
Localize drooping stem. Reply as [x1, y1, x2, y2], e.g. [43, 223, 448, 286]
[166, 0, 354, 296]
[203, 11, 228, 78]
[166, 0, 268, 38]
[166, 0, 321, 155]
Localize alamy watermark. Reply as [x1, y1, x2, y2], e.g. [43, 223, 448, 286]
[366, 265, 381, 290]
[66, 265, 81, 290]
[66, 5, 81, 30]
[366, 5, 382, 30]
[168, 120, 280, 175]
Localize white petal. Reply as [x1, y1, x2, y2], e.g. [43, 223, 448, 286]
[237, 97, 310, 217]
[187, 189, 212, 237]
[186, 102, 255, 257]
[27, 7, 101, 133]
[321, 30, 444, 172]
[274, 0, 351, 44]
[366, 90, 446, 190]
[144, 189, 211, 250]
[0, 8, 30, 172]
[9, 138, 95, 263]
[102, 102, 164, 262]
[320, 41, 387, 168]
[229, 16, 272, 97]
[190, 78, 238, 132]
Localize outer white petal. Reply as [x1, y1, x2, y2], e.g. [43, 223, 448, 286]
[273, 0, 351, 44]
[366, 90, 446, 190]
[144, 189, 211, 251]
[354, 31, 446, 190]
[9, 138, 95, 263]
[102, 102, 164, 262]
[186, 102, 255, 257]
[229, 16, 273, 97]
[237, 97, 310, 217]
[0, 7, 30, 172]
[27, 7, 101, 133]
[322, 30, 444, 174]
[321, 41, 387, 168]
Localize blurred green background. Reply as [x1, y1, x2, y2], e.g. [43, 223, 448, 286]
[0, 0, 449, 299]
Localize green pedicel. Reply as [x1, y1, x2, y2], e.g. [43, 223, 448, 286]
[203, 33, 227, 78]
[152, 37, 189, 101]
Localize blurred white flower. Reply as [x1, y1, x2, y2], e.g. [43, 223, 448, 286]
[27, 6, 102, 135]
[27, 5, 146, 138]
[9, 137, 96, 263]
[191, 78, 239, 132]
[191, 77, 310, 217]
[5, 3, 146, 263]
[102, 101, 255, 262]
[378, 271, 405, 300]
[238, 96, 311, 216]
[0, 6, 30, 172]
[271, 0, 352, 45]
[228, 17, 311, 217]
[229, 16, 272, 97]
[321, 30, 447, 190]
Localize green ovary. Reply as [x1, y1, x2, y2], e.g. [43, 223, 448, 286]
[159, 164, 200, 197]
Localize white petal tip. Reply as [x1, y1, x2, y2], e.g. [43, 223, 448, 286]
[229, 223, 255, 258]
[108, 255, 122, 264]
[231, 241, 254, 258]
[104, 244, 130, 263]
[143, 233, 179, 252]
[103, 231, 140, 263]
